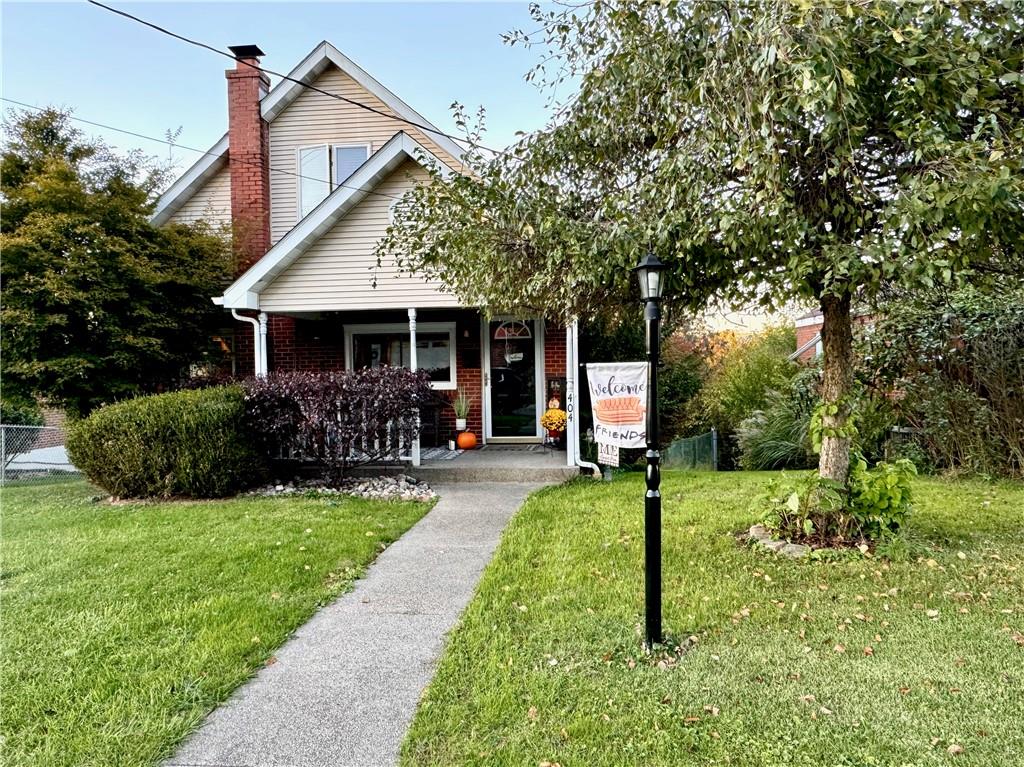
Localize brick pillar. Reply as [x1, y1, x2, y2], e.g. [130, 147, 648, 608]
[226, 45, 271, 276]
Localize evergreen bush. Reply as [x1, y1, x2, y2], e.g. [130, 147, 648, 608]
[67, 386, 259, 498]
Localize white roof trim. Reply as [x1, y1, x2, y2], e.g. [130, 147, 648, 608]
[217, 132, 451, 310]
[795, 314, 824, 328]
[151, 40, 466, 225]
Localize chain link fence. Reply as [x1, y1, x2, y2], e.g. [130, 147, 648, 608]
[1, 425, 80, 485]
[662, 428, 718, 471]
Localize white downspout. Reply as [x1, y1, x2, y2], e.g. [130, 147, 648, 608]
[567, 319, 599, 476]
[258, 312, 269, 377]
[232, 309, 261, 377]
[408, 308, 421, 467]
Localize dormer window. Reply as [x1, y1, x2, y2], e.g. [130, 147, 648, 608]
[297, 143, 370, 219]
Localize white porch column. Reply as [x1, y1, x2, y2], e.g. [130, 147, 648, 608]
[408, 308, 421, 467]
[258, 312, 269, 378]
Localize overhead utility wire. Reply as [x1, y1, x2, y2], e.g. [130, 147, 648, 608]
[86, 0, 508, 160]
[0, 97, 406, 202]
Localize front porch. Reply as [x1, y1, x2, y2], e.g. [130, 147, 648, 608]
[227, 306, 586, 472]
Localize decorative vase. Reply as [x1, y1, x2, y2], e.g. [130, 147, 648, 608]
[456, 431, 477, 450]
[548, 428, 562, 438]
[455, 417, 467, 431]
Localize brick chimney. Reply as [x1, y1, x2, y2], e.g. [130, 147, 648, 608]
[226, 45, 271, 276]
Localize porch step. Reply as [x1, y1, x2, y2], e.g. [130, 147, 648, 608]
[408, 464, 579, 484]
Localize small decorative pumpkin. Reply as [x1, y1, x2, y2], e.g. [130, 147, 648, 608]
[456, 431, 478, 450]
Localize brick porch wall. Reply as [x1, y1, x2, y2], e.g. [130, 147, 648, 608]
[543, 321, 567, 409]
[234, 312, 568, 442]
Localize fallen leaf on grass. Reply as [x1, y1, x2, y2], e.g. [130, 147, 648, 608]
[834, 644, 846, 653]
[948, 744, 964, 756]
[703, 705, 720, 716]
[863, 646, 875, 656]
[527, 706, 538, 721]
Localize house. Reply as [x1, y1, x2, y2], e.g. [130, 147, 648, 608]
[791, 309, 823, 362]
[153, 42, 583, 468]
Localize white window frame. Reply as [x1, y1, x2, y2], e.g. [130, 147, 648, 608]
[296, 144, 330, 220]
[344, 321, 458, 390]
[332, 143, 371, 188]
[296, 142, 372, 222]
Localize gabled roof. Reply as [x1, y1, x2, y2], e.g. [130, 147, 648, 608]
[152, 40, 466, 225]
[216, 132, 451, 310]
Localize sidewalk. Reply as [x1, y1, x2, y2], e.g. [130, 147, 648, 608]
[167, 482, 547, 767]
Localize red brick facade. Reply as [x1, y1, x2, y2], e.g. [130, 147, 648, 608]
[543, 321, 567, 407]
[226, 52, 271, 276]
[795, 320, 822, 362]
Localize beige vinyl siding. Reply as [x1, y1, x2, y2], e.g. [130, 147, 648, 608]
[167, 167, 231, 226]
[268, 64, 461, 244]
[260, 159, 459, 312]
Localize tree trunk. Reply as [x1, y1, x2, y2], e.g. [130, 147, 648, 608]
[818, 292, 854, 485]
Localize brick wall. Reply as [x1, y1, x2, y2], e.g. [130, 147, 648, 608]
[443, 313, 483, 439]
[795, 321, 822, 362]
[543, 321, 568, 408]
[267, 316, 345, 372]
[226, 54, 271, 275]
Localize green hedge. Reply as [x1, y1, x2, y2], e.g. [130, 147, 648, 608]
[67, 386, 262, 498]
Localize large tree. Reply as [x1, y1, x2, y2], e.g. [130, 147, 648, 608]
[383, 0, 1023, 492]
[1, 108, 232, 415]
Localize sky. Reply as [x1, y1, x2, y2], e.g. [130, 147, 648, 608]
[1, 1, 553, 172]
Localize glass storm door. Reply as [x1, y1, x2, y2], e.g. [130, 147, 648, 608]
[488, 319, 538, 437]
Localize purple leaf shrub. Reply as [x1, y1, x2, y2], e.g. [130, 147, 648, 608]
[243, 367, 434, 480]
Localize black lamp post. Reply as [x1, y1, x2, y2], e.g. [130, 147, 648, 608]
[633, 251, 667, 648]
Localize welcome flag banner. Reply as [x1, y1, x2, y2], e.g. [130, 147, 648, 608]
[586, 362, 648, 448]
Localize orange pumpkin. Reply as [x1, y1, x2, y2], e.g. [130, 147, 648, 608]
[456, 431, 478, 450]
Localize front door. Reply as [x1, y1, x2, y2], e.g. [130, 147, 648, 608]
[485, 319, 541, 440]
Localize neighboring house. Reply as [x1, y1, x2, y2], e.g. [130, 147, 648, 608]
[153, 42, 580, 465]
[792, 309, 823, 362]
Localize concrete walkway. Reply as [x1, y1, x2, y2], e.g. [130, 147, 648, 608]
[167, 482, 547, 767]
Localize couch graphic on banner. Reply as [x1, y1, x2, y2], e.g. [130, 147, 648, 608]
[586, 362, 648, 449]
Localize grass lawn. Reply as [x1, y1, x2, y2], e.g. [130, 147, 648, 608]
[1, 479, 430, 767]
[403, 472, 1024, 767]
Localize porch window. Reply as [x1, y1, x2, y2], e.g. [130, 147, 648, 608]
[346, 322, 457, 390]
[297, 143, 371, 219]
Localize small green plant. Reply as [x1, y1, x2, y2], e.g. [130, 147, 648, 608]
[761, 455, 917, 545]
[451, 389, 471, 419]
[809, 399, 859, 453]
[759, 471, 844, 544]
[847, 455, 917, 540]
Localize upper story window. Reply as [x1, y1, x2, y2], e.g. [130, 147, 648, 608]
[297, 143, 370, 219]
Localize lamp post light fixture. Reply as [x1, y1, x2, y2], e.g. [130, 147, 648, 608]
[633, 251, 667, 649]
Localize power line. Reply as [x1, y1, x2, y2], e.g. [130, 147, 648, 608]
[0, 97, 405, 203]
[86, 0, 507, 160]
